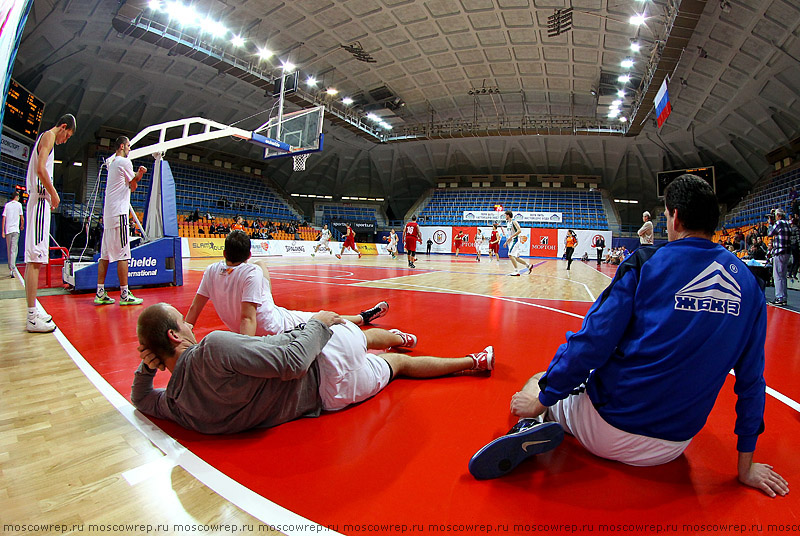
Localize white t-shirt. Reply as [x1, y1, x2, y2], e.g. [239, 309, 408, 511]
[319, 229, 331, 242]
[104, 155, 135, 221]
[3, 200, 23, 233]
[197, 261, 307, 336]
[638, 220, 654, 245]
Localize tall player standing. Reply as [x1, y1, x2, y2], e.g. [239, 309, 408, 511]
[95, 136, 146, 306]
[404, 215, 422, 268]
[23, 114, 76, 333]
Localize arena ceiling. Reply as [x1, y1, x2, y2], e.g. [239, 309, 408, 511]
[10, 0, 800, 221]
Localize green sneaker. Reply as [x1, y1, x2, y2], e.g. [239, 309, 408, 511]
[119, 292, 143, 306]
[94, 292, 115, 305]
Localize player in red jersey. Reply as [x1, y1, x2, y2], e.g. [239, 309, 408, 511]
[489, 223, 501, 262]
[454, 231, 465, 257]
[403, 215, 422, 268]
[336, 224, 362, 259]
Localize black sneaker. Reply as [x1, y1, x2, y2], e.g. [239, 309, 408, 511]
[770, 299, 788, 306]
[468, 418, 564, 480]
[360, 301, 389, 324]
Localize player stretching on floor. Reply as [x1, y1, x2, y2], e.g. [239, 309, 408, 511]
[185, 230, 387, 336]
[336, 224, 362, 259]
[404, 215, 422, 268]
[504, 211, 533, 276]
[312, 224, 333, 256]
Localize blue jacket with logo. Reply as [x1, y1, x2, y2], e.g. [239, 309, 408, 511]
[538, 237, 767, 452]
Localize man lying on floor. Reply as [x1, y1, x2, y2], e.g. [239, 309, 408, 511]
[132, 303, 493, 434]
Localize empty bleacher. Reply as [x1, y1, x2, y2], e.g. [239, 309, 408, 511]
[418, 188, 609, 230]
[723, 166, 799, 229]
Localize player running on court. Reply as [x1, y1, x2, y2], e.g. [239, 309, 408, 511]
[489, 224, 500, 262]
[336, 224, 362, 259]
[404, 216, 422, 269]
[475, 229, 485, 262]
[504, 210, 533, 276]
[384, 229, 398, 259]
[312, 224, 333, 256]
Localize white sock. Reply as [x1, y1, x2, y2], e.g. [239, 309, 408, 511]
[97, 285, 105, 297]
[27, 307, 37, 320]
[121, 285, 129, 299]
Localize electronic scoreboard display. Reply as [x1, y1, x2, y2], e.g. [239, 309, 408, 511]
[3, 79, 45, 141]
[656, 166, 715, 197]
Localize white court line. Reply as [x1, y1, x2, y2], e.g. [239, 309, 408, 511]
[31, 264, 799, 536]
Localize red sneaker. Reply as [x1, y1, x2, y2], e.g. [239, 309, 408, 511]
[389, 328, 417, 348]
[468, 346, 494, 371]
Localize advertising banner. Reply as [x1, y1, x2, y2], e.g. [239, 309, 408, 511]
[331, 220, 376, 234]
[420, 226, 452, 254]
[557, 229, 613, 260]
[463, 210, 562, 224]
[528, 229, 559, 258]
[0, 135, 30, 161]
[186, 237, 226, 258]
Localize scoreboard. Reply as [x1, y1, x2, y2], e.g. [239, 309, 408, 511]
[3, 79, 45, 141]
[656, 166, 715, 197]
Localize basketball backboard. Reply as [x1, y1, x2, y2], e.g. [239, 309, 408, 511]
[261, 105, 325, 160]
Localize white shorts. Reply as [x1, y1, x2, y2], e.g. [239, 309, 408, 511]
[316, 320, 392, 411]
[25, 196, 51, 264]
[101, 214, 132, 262]
[546, 391, 691, 466]
[257, 306, 315, 336]
[508, 238, 521, 257]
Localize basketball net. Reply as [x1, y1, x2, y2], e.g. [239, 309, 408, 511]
[293, 153, 308, 171]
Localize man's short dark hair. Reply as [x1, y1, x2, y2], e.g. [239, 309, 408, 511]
[115, 136, 129, 151]
[505, 210, 513, 218]
[664, 174, 719, 235]
[225, 230, 251, 263]
[411, 215, 417, 221]
[56, 114, 76, 131]
[11, 191, 19, 200]
[137, 303, 180, 359]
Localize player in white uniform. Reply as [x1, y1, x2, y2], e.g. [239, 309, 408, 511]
[474, 229, 484, 262]
[185, 230, 390, 336]
[23, 114, 76, 333]
[3, 191, 24, 277]
[312, 224, 333, 256]
[385, 229, 398, 259]
[95, 136, 147, 306]
[504, 210, 533, 276]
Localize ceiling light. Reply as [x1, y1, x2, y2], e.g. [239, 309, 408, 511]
[618, 74, 631, 83]
[231, 35, 245, 47]
[621, 58, 634, 68]
[167, 2, 199, 26]
[619, 116, 628, 123]
[306, 76, 317, 86]
[342, 97, 354, 105]
[366, 113, 381, 122]
[326, 88, 338, 96]
[73, 162, 83, 167]
[630, 40, 641, 52]
[379, 122, 392, 130]
[607, 110, 619, 118]
[258, 48, 273, 60]
[612, 99, 622, 106]
[148, 0, 160, 10]
[204, 19, 228, 38]
[617, 89, 625, 97]
[629, 14, 646, 25]
[281, 61, 296, 72]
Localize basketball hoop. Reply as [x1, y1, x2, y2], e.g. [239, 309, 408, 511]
[293, 153, 308, 171]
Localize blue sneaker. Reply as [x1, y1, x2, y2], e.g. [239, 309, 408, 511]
[468, 418, 564, 480]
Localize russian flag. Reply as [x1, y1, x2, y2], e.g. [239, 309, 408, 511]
[655, 78, 671, 128]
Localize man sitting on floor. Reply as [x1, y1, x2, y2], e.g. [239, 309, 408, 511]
[468, 174, 788, 499]
[132, 303, 494, 433]
[185, 230, 388, 336]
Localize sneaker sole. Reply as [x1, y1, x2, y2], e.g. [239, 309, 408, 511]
[119, 300, 143, 306]
[468, 422, 564, 480]
[94, 300, 115, 305]
[27, 324, 56, 333]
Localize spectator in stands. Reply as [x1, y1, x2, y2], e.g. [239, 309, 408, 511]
[231, 216, 244, 231]
[789, 215, 800, 282]
[747, 237, 768, 261]
[205, 212, 215, 221]
[767, 208, 791, 306]
[637, 211, 654, 246]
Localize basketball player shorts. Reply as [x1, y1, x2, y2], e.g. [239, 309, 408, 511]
[101, 214, 131, 262]
[490, 243, 499, 253]
[404, 240, 417, 253]
[343, 237, 356, 249]
[25, 195, 51, 264]
[316, 320, 392, 411]
[545, 390, 691, 466]
[508, 238, 521, 257]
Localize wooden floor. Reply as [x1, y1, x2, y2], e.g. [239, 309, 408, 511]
[1, 254, 797, 536]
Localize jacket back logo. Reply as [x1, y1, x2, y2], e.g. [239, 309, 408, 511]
[674, 261, 741, 316]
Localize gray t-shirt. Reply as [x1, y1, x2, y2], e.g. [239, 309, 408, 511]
[131, 319, 332, 434]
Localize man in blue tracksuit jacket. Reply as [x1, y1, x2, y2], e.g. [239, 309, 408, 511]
[469, 175, 788, 498]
